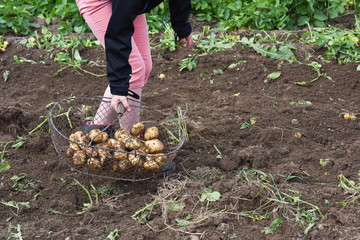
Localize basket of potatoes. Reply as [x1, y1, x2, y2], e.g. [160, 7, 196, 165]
[49, 97, 185, 181]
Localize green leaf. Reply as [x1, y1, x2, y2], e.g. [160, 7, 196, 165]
[357, 65, 360, 72]
[167, 202, 185, 211]
[261, 217, 283, 234]
[298, 16, 310, 26]
[320, 158, 330, 167]
[3, 70, 10, 82]
[296, 81, 307, 86]
[338, 202, 348, 207]
[240, 122, 251, 129]
[0, 162, 11, 172]
[314, 10, 327, 21]
[267, 72, 281, 80]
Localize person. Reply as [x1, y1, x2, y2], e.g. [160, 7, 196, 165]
[76, 0, 193, 175]
[76, 0, 193, 131]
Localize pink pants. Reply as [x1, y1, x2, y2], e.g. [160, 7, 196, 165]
[76, 0, 152, 89]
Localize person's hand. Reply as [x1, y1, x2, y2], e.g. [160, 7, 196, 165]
[111, 94, 131, 113]
[178, 34, 193, 50]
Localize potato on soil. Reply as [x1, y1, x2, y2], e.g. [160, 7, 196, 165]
[131, 122, 145, 136]
[73, 151, 87, 166]
[145, 139, 164, 154]
[125, 137, 142, 150]
[144, 126, 159, 140]
[87, 129, 109, 143]
[143, 160, 160, 172]
[87, 158, 103, 171]
[118, 159, 132, 172]
[344, 113, 351, 120]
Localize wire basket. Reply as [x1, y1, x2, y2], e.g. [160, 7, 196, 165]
[49, 96, 186, 181]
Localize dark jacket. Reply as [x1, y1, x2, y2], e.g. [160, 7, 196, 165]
[105, 0, 192, 97]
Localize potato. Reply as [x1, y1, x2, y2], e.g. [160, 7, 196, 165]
[73, 151, 87, 166]
[109, 160, 119, 173]
[118, 159, 132, 172]
[87, 129, 109, 143]
[69, 142, 81, 151]
[98, 150, 112, 165]
[113, 148, 127, 161]
[344, 113, 351, 120]
[85, 147, 98, 158]
[125, 137, 142, 150]
[66, 146, 76, 158]
[107, 138, 124, 149]
[95, 141, 110, 149]
[131, 122, 145, 136]
[145, 154, 167, 165]
[144, 127, 159, 140]
[87, 158, 102, 171]
[143, 160, 160, 172]
[128, 150, 145, 167]
[69, 133, 77, 142]
[145, 139, 164, 154]
[137, 167, 147, 175]
[114, 128, 130, 143]
[75, 131, 87, 140]
[69, 131, 87, 142]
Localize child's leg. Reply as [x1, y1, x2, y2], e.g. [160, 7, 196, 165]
[76, 1, 150, 128]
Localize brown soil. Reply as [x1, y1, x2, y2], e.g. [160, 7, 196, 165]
[1, 19, 360, 239]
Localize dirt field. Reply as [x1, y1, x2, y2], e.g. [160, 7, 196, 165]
[1, 19, 360, 239]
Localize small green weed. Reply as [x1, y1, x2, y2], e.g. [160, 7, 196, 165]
[1, 199, 30, 217]
[11, 173, 36, 192]
[179, 54, 198, 71]
[8, 224, 24, 240]
[261, 217, 283, 234]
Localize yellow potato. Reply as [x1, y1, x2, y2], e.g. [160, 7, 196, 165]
[66, 147, 76, 158]
[113, 147, 127, 161]
[125, 137, 142, 150]
[107, 138, 124, 149]
[109, 160, 119, 173]
[85, 147, 98, 158]
[98, 150, 112, 165]
[69, 131, 87, 142]
[146, 154, 167, 165]
[118, 159, 132, 172]
[144, 139, 164, 154]
[144, 127, 159, 140]
[114, 128, 130, 143]
[128, 150, 145, 167]
[143, 160, 160, 172]
[87, 158, 103, 171]
[87, 129, 109, 143]
[131, 122, 145, 136]
[72, 151, 87, 166]
[69, 142, 81, 151]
